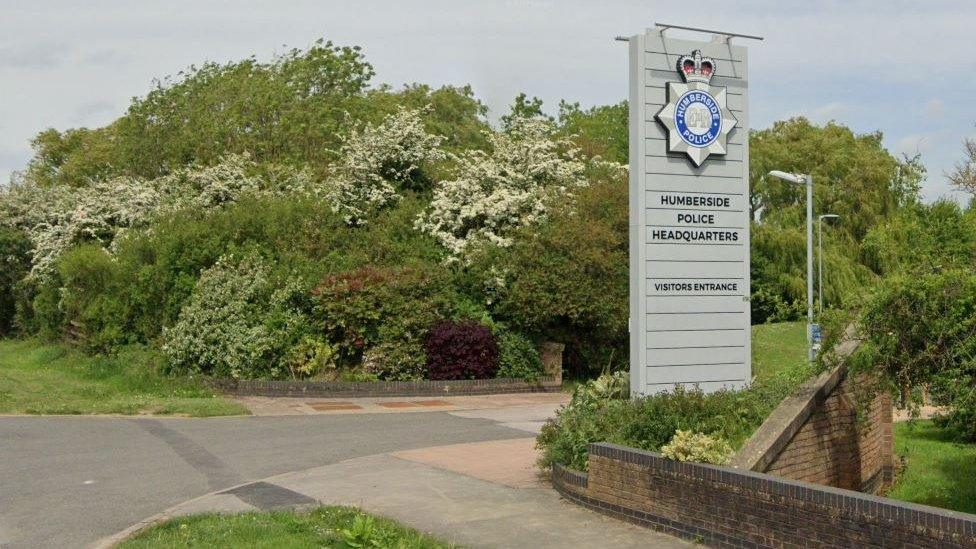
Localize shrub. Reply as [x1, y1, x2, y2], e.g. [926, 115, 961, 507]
[495, 331, 545, 380]
[36, 193, 448, 355]
[162, 251, 315, 379]
[0, 154, 318, 281]
[314, 264, 458, 377]
[535, 373, 630, 471]
[660, 430, 734, 465]
[425, 321, 499, 380]
[55, 245, 128, 350]
[362, 340, 427, 381]
[475, 176, 629, 378]
[0, 227, 31, 335]
[284, 336, 338, 379]
[75, 196, 343, 344]
[537, 363, 814, 471]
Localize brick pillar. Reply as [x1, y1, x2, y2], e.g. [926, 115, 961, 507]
[538, 342, 564, 384]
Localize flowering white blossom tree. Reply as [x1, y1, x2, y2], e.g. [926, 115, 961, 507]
[416, 115, 587, 259]
[0, 153, 315, 279]
[327, 108, 446, 225]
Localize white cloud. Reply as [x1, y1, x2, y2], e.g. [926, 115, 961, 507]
[922, 99, 944, 118]
[0, 42, 66, 69]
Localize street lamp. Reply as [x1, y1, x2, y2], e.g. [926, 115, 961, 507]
[817, 214, 840, 314]
[768, 170, 814, 363]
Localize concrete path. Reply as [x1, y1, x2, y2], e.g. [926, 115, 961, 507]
[235, 392, 569, 417]
[893, 404, 946, 422]
[97, 444, 689, 549]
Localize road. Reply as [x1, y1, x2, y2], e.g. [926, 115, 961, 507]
[0, 411, 532, 548]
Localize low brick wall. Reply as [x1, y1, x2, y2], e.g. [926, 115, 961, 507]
[732, 367, 893, 493]
[552, 444, 976, 548]
[210, 376, 561, 398]
[732, 338, 893, 493]
[764, 374, 891, 492]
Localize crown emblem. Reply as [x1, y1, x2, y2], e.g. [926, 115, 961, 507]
[676, 50, 716, 83]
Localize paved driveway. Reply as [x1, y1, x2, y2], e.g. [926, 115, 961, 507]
[0, 411, 530, 548]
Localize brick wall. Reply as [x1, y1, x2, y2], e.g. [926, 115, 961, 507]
[210, 376, 561, 398]
[762, 375, 893, 492]
[547, 335, 975, 547]
[553, 444, 976, 548]
[732, 359, 894, 493]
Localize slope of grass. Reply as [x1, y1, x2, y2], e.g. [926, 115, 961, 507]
[0, 339, 247, 416]
[887, 420, 976, 515]
[119, 507, 453, 548]
[752, 321, 807, 381]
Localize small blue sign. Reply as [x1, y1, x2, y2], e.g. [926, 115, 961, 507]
[810, 323, 822, 345]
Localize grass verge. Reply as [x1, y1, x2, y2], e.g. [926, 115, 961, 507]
[887, 420, 976, 515]
[118, 506, 453, 548]
[752, 321, 807, 380]
[0, 338, 247, 416]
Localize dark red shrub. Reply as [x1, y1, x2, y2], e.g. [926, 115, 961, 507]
[425, 321, 499, 380]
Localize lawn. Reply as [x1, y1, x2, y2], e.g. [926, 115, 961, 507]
[887, 420, 976, 515]
[118, 506, 453, 548]
[0, 339, 247, 416]
[751, 321, 807, 381]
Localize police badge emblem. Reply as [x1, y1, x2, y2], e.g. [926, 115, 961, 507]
[655, 50, 738, 167]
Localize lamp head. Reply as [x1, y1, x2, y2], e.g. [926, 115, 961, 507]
[768, 170, 806, 185]
[819, 214, 840, 221]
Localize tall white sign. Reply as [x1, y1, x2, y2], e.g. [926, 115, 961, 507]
[629, 28, 751, 395]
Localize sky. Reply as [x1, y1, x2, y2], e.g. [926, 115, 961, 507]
[1, 0, 974, 203]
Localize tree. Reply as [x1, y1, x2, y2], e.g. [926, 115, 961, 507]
[558, 100, 628, 164]
[750, 118, 916, 240]
[500, 93, 549, 131]
[23, 39, 376, 185]
[862, 199, 976, 276]
[948, 137, 976, 197]
[747, 118, 915, 319]
[115, 39, 374, 178]
[27, 127, 120, 187]
[363, 84, 490, 155]
[838, 269, 976, 441]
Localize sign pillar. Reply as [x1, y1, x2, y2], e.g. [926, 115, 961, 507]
[629, 28, 752, 396]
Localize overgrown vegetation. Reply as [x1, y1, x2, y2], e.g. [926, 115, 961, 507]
[824, 269, 976, 443]
[119, 506, 453, 549]
[537, 323, 815, 471]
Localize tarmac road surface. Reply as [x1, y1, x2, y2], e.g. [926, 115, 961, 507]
[0, 411, 530, 548]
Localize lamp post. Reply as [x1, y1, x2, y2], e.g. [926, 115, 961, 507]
[768, 170, 814, 363]
[817, 214, 840, 314]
